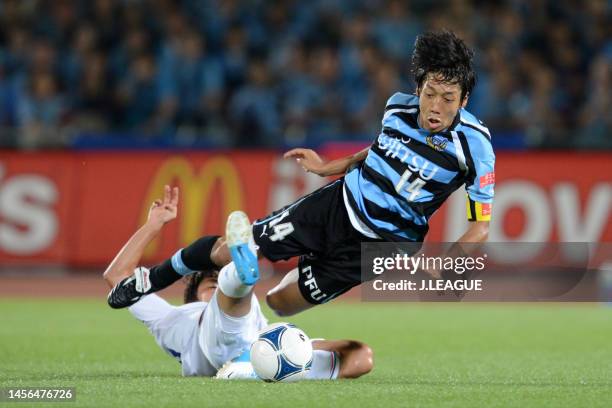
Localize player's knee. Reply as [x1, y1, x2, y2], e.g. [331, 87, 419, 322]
[265, 292, 296, 317]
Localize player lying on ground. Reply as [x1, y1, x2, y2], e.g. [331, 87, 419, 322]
[103, 186, 373, 379]
[108, 30, 494, 316]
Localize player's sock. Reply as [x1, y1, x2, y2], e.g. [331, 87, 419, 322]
[149, 235, 221, 288]
[148, 259, 182, 288]
[179, 235, 221, 271]
[218, 262, 253, 298]
[306, 350, 340, 380]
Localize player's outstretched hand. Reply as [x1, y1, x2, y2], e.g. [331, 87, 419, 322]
[284, 148, 328, 176]
[147, 185, 179, 227]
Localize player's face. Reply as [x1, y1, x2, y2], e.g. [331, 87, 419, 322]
[417, 74, 467, 132]
[198, 277, 218, 302]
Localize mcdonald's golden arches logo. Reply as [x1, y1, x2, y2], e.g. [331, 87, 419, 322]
[141, 156, 244, 256]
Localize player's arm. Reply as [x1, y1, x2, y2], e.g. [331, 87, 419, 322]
[456, 131, 495, 247]
[284, 146, 370, 177]
[431, 221, 488, 278]
[102, 185, 179, 288]
[312, 339, 374, 379]
[425, 135, 494, 279]
[457, 220, 489, 243]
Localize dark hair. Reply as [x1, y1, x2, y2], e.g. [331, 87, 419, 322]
[183, 269, 218, 303]
[411, 30, 476, 100]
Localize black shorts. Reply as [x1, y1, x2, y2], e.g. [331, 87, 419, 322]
[252, 179, 380, 304]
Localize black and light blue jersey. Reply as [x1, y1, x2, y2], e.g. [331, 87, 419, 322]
[344, 92, 495, 242]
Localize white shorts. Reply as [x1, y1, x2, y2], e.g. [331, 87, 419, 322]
[129, 291, 267, 376]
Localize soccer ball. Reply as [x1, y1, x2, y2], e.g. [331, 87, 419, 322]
[250, 322, 313, 382]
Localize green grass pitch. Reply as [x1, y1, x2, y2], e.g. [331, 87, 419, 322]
[1, 299, 611, 408]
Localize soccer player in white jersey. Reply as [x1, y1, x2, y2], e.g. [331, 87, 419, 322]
[103, 185, 373, 379]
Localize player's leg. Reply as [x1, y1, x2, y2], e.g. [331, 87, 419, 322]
[108, 235, 221, 308]
[210, 236, 231, 266]
[265, 251, 367, 316]
[214, 211, 260, 317]
[266, 257, 361, 317]
[311, 339, 374, 379]
[265, 268, 315, 316]
[200, 229, 268, 377]
[216, 194, 336, 318]
[252, 180, 352, 316]
[215, 263, 253, 317]
[112, 179, 344, 310]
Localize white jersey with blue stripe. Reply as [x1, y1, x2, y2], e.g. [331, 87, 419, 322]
[344, 92, 495, 242]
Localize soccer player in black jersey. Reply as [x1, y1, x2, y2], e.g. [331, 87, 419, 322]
[108, 30, 495, 317]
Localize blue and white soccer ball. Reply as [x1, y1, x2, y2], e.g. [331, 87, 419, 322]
[250, 322, 313, 382]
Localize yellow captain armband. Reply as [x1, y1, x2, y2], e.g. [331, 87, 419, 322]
[466, 197, 492, 222]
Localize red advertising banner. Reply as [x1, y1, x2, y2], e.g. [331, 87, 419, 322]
[0, 150, 610, 266]
[0, 152, 76, 263]
[428, 152, 612, 243]
[69, 152, 278, 265]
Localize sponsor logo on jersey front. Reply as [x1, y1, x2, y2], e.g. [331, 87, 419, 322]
[426, 135, 449, 151]
[377, 134, 440, 181]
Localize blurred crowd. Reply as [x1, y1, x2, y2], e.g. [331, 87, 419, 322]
[0, 0, 609, 149]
